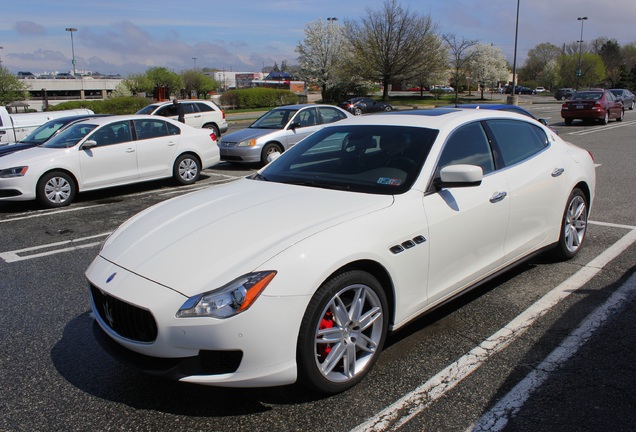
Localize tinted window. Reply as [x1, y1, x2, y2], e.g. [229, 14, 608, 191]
[90, 121, 132, 147]
[195, 102, 214, 112]
[156, 105, 178, 117]
[319, 107, 347, 124]
[487, 120, 548, 166]
[437, 122, 494, 175]
[135, 119, 170, 139]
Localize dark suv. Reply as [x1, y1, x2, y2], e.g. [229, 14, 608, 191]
[554, 88, 576, 101]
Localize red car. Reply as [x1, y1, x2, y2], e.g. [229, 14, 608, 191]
[561, 90, 624, 125]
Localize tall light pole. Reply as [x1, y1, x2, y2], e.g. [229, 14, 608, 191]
[576, 17, 588, 91]
[65, 27, 77, 76]
[192, 57, 197, 69]
[0, 46, 3, 69]
[327, 17, 338, 24]
[508, 0, 520, 105]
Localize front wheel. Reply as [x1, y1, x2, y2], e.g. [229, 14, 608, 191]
[173, 154, 201, 185]
[36, 171, 76, 208]
[297, 270, 388, 394]
[550, 188, 588, 261]
[260, 143, 282, 166]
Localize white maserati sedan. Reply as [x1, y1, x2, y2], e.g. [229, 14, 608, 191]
[86, 109, 595, 394]
[0, 115, 219, 208]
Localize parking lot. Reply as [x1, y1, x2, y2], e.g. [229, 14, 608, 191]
[1, 101, 635, 431]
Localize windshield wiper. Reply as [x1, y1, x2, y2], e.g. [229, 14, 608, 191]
[284, 179, 351, 191]
[249, 172, 269, 181]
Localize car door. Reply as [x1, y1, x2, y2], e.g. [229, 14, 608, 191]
[424, 121, 509, 304]
[284, 107, 321, 149]
[79, 120, 138, 189]
[485, 119, 565, 263]
[134, 119, 180, 179]
[182, 102, 204, 128]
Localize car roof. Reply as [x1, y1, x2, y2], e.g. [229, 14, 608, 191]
[333, 108, 543, 132]
[71, 115, 181, 126]
[272, 103, 339, 110]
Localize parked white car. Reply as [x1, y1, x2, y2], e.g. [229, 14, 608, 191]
[86, 109, 595, 393]
[219, 104, 353, 165]
[0, 115, 219, 207]
[137, 100, 228, 137]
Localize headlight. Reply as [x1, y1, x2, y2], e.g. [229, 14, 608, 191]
[238, 139, 257, 147]
[0, 166, 28, 178]
[176, 271, 277, 319]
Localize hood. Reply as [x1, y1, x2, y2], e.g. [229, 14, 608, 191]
[0, 143, 38, 158]
[0, 146, 67, 167]
[100, 178, 393, 297]
[220, 127, 279, 144]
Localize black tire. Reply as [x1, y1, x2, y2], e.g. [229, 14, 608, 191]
[297, 270, 388, 394]
[384, 106, 393, 112]
[629, 101, 634, 110]
[36, 171, 76, 208]
[560, 96, 566, 101]
[353, 107, 363, 116]
[564, 118, 573, 126]
[600, 111, 609, 125]
[173, 153, 201, 185]
[617, 109, 624, 122]
[260, 143, 282, 166]
[550, 188, 588, 261]
[203, 123, 220, 138]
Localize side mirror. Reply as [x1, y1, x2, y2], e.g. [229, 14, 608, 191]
[539, 118, 549, 126]
[82, 140, 97, 149]
[435, 164, 483, 188]
[289, 122, 301, 130]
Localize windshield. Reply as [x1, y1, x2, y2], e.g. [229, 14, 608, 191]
[256, 125, 438, 195]
[19, 119, 71, 144]
[42, 123, 98, 149]
[136, 105, 159, 115]
[250, 108, 298, 129]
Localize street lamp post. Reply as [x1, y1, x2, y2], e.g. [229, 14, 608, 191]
[65, 27, 77, 76]
[576, 17, 588, 91]
[192, 57, 197, 69]
[327, 17, 338, 24]
[508, 0, 520, 105]
[0, 46, 3, 68]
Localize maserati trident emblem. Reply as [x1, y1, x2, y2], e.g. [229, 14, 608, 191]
[106, 272, 117, 283]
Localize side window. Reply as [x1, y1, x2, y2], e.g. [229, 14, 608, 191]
[156, 105, 177, 117]
[195, 102, 213, 113]
[437, 122, 494, 175]
[134, 119, 170, 140]
[91, 121, 131, 147]
[167, 122, 181, 135]
[295, 108, 318, 127]
[319, 107, 346, 124]
[182, 103, 196, 114]
[487, 120, 548, 167]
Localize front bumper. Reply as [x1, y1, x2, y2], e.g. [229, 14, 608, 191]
[86, 255, 306, 387]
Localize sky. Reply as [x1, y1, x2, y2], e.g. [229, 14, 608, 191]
[1, 0, 635, 76]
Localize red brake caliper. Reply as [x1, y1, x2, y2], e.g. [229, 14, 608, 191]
[318, 311, 334, 361]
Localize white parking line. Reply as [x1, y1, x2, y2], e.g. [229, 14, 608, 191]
[0, 232, 111, 263]
[567, 119, 636, 135]
[350, 221, 636, 432]
[469, 270, 636, 431]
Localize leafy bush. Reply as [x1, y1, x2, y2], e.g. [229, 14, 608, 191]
[48, 97, 151, 114]
[220, 88, 298, 109]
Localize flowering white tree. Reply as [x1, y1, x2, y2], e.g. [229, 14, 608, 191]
[468, 43, 510, 99]
[296, 18, 346, 101]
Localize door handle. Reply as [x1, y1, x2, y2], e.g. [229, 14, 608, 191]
[126, 148, 135, 153]
[552, 168, 565, 177]
[489, 191, 507, 203]
[167, 141, 176, 146]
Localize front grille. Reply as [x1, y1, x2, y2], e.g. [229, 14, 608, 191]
[90, 284, 158, 342]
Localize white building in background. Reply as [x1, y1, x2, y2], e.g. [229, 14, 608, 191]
[207, 71, 264, 90]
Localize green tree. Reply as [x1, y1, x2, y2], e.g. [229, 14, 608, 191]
[122, 72, 154, 95]
[598, 39, 622, 87]
[146, 67, 184, 98]
[522, 42, 561, 81]
[181, 70, 218, 98]
[345, 0, 441, 101]
[559, 53, 606, 88]
[0, 67, 29, 106]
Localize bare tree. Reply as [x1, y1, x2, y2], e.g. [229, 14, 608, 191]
[443, 33, 479, 104]
[296, 18, 346, 102]
[345, 0, 440, 101]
